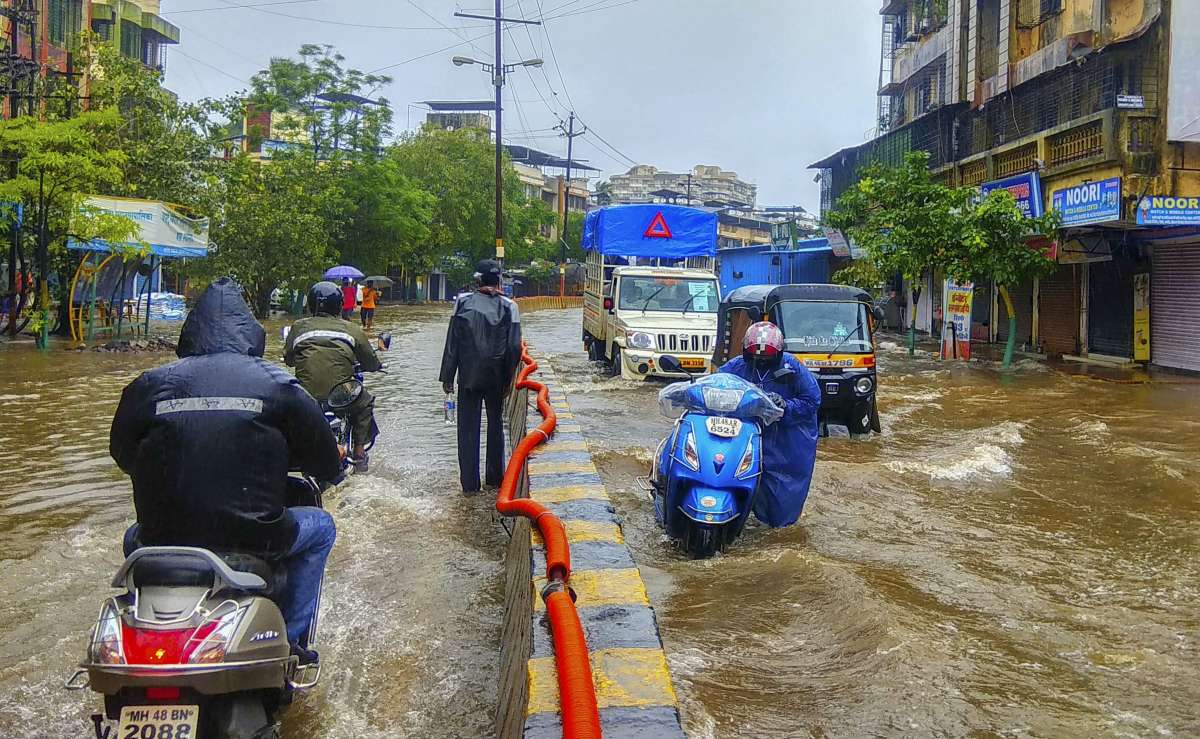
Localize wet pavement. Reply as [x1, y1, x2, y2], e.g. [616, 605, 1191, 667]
[0, 305, 505, 738]
[521, 308, 1200, 739]
[1, 304, 1198, 738]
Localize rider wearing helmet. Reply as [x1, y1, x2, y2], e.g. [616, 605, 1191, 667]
[718, 321, 822, 527]
[285, 281, 382, 469]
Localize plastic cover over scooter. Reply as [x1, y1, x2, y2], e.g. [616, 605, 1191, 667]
[657, 373, 784, 424]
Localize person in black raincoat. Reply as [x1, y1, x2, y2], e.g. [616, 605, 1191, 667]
[439, 260, 522, 493]
[110, 277, 342, 653]
[719, 321, 821, 527]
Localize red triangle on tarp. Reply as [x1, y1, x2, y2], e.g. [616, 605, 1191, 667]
[644, 211, 673, 239]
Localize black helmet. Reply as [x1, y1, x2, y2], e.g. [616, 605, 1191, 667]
[308, 281, 342, 317]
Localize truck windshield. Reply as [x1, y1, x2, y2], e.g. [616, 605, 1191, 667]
[776, 301, 873, 353]
[619, 277, 718, 313]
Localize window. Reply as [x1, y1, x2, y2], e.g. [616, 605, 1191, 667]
[1040, 0, 1062, 16]
[120, 20, 142, 60]
[48, 0, 82, 47]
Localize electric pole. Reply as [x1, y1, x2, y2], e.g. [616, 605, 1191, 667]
[453, 5, 541, 266]
[556, 111, 585, 296]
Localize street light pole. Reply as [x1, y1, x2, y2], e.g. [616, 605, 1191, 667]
[493, 0, 504, 263]
[556, 111, 585, 296]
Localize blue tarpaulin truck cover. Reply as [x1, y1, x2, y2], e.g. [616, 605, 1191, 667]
[582, 204, 718, 259]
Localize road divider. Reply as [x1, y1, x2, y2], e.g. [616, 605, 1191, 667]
[497, 346, 684, 739]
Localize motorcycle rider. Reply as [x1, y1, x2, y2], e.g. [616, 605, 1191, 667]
[439, 260, 522, 493]
[285, 281, 383, 470]
[110, 277, 342, 658]
[719, 321, 822, 527]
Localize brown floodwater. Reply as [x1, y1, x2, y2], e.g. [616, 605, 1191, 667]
[519, 308, 1200, 739]
[1, 304, 1197, 738]
[0, 305, 506, 738]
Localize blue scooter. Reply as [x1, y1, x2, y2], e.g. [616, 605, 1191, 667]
[640, 356, 782, 558]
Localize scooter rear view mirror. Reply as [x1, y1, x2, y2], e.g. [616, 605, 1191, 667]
[658, 355, 686, 375]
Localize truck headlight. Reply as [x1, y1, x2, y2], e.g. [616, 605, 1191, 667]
[627, 332, 655, 350]
[854, 376, 874, 395]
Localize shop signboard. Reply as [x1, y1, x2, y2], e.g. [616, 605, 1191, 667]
[940, 280, 973, 361]
[981, 172, 1044, 218]
[824, 228, 852, 258]
[1051, 177, 1122, 227]
[1136, 196, 1200, 226]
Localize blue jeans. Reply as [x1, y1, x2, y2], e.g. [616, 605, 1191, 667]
[122, 507, 336, 647]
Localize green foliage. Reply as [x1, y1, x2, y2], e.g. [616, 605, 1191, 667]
[197, 150, 346, 316]
[335, 156, 436, 274]
[247, 44, 393, 157]
[945, 189, 1060, 287]
[832, 259, 883, 293]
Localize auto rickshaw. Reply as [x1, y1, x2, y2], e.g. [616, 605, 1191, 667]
[713, 284, 884, 435]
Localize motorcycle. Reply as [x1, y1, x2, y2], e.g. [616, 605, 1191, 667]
[639, 356, 783, 558]
[66, 474, 329, 739]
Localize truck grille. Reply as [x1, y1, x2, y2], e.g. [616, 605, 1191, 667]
[656, 333, 712, 353]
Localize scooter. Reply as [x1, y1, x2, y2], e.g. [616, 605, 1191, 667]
[66, 474, 329, 739]
[639, 356, 783, 558]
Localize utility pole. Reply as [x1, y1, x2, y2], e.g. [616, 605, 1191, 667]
[685, 173, 693, 205]
[453, 5, 541, 265]
[556, 111, 585, 296]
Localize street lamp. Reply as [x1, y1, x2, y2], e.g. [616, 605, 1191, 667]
[453, 53, 544, 264]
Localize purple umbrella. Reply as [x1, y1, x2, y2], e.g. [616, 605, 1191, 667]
[324, 265, 364, 281]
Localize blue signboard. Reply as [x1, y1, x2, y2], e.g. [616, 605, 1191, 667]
[981, 172, 1044, 218]
[1136, 195, 1200, 226]
[1052, 177, 1122, 227]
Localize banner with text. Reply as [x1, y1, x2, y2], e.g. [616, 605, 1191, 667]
[941, 280, 974, 361]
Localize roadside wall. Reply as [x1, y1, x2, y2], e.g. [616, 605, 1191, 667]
[497, 352, 684, 739]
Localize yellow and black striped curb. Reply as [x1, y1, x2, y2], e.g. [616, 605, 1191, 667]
[516, 355, 684, 739]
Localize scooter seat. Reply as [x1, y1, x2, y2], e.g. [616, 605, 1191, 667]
[129, 551, 284, 597]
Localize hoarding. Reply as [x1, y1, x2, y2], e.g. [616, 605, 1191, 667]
[824, 228, 851, 258]
[1051, 177, 1122, 227]
[981, 172, 1044, 218]
[940, 281, 973, 361]
[1169, 4, 1200, 142]
[1136, 196, 1200, 226]
[67, 196, 210, 258]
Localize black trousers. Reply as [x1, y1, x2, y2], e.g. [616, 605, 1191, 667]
[457, 386, 505, 491]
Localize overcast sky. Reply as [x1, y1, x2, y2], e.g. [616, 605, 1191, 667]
[163, 0, 882, 214]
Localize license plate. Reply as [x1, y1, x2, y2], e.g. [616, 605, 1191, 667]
[680, 358, 706, 369]
[705, 417, 742, 438]
[118, 705, 199, 738]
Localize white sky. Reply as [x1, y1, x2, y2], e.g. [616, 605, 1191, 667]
[162, 0, 883, 213]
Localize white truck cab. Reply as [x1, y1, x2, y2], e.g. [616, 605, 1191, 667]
[584, 258, 720, 380]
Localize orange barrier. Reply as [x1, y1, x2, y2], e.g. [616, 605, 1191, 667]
[497, 344, 602, 739]
[515, 296, 584, 311]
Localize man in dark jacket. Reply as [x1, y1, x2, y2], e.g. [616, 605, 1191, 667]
[439, 260, 522, 493]
[285, 281, 382, 469]
[111, 278, 342, 651]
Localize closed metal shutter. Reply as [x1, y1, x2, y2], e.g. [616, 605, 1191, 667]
[1151, 244, 1200, 372]
[1039, 265, 1080, 356]
[996, 280, 1035, 349]
[1089, 258, 1136, 358]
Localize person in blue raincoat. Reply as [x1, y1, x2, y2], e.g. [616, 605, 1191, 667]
[719, 321, 821, 527]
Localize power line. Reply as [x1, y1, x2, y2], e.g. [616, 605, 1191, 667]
[210, 0, 488, 30]
[532, 0, 575, 111]
[164, 0, 318, 15]
[544, 0, 642, 21]
[368, 31, 493, 74]
[172, 48, 253, 85]
[580, 122, 637, 166]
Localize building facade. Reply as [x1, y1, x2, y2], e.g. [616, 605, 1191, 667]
[816, 0, 1200, 371]
[90, 0, 178, 70]
[606, 164, 758, 209]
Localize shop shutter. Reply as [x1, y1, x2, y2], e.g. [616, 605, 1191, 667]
[1039, 265, 1080, 356]
[1151, 244, 1200, 372]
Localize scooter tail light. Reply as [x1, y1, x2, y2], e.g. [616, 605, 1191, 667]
[186, 607, 245, 665]
[90, 602, 126, 665]
[682, 431, 700, 470]
[736, 442, 755, 477]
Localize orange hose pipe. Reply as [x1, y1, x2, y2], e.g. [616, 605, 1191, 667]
[495, 343, 603, 738]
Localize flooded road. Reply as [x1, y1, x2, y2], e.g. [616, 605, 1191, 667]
[0, 305, 506, 738]
[521, 308, 1200, 739]
[2, 303, 1198, 738]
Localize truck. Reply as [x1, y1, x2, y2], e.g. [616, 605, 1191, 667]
[581, 204, 722, 381]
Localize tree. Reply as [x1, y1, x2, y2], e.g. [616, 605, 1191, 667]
[247, 44, 392, 157]
[0, 109, 140, 344]
[827, 151, 972, 355]
[945, 190, 1059, 367]
[334, 156, 436, 275]
[198, 151, 346, 317]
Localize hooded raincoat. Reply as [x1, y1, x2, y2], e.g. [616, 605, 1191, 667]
[110, 278, 342, 556]
[719, 353, 821, 527]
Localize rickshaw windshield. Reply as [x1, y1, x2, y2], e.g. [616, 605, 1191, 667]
[775, 300, 873, 353]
